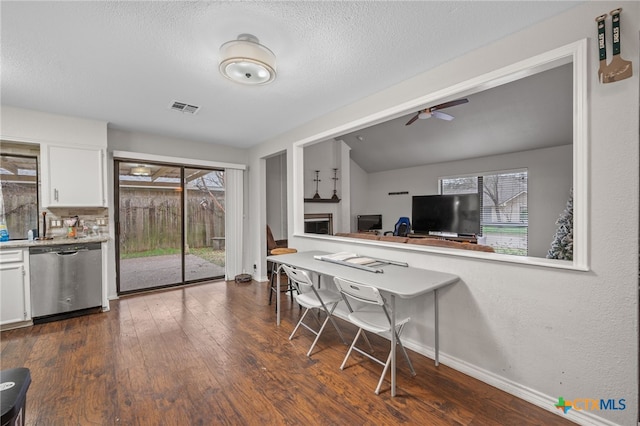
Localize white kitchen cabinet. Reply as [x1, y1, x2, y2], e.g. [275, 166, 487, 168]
[0, 249, 31, 327]
[43, 144, 106, 207]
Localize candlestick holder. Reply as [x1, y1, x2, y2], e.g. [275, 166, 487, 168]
[312, 170, 321, 199]
[331, 168, 339, 200]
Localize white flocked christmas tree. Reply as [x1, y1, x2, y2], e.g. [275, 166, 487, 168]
[547, 189, 573, 260]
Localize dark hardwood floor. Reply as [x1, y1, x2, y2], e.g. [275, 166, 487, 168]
[1, 280, 574, 425]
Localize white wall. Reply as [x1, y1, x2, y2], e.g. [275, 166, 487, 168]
[249, 2, 639, 425]
[358, 144, 572, 257]
[266, 152, 287, 240]
[349, 158, 369, 232]
[108, 128, 248, 164]
[303, 140, 335, 199]
[303, 139, 351, 234]
[1, 106, 107, 147]
[338, 140, 351, 232]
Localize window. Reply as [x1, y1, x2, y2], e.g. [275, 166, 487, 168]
[441, 170, 528, 256]
[0, 154, 39, 240]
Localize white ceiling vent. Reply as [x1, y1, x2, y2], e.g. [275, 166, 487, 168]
[169, 100, 200, 114]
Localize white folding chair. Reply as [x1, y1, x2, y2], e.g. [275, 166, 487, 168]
[281, 265, 347, 357]
[333, 276, 416, 395]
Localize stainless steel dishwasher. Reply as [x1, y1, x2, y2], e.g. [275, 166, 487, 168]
[29, 242, 102, 322]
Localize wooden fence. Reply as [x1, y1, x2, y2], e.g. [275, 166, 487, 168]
[119, 188, 224, 254]
[1, 182, 38, 239]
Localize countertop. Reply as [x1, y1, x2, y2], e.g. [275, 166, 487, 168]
[0, 235, 109, 249]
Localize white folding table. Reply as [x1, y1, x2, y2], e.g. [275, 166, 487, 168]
[266, 250, 459, 396]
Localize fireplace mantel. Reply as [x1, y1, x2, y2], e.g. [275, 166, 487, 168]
[304, 198, 341, 203]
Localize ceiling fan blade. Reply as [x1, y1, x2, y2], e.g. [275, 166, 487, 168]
[431, 111, 454, 121]
[406, 98, 467, 126]
[432, 98, 469, 111]
[405, 113, 420, 126]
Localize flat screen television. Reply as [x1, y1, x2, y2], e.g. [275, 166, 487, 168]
[412, 194, 480, 236]
[356, 214, 382, 232]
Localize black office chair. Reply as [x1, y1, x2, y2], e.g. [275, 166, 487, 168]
[384, 217, 411, 237]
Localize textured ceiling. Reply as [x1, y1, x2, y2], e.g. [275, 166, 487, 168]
[1, 1, 580, 149]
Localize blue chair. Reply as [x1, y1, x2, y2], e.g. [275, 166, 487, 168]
[384, 217, 411, 237]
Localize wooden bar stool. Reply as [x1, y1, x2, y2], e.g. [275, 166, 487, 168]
[268, 248, 298, 306]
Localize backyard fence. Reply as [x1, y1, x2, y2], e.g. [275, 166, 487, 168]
[119, 188, 224, 254]
[1, 182, 38, 238]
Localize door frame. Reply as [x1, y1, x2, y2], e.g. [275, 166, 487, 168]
[114, 159, 225, 295]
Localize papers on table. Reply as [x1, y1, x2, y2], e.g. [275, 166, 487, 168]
[313, 252, 376, 264]
[344, 256, 378, 265]
[313, 252, 386, 273]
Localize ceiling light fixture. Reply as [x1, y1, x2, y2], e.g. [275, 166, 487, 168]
[131, 166, 151, 176]
[219, 34, 276, 85]
[418, 111, 432, 119]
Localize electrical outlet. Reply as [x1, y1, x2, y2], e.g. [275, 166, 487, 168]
[253, 264, 257, 271]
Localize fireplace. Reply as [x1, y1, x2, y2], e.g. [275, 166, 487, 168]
[304, 213, 333, 235]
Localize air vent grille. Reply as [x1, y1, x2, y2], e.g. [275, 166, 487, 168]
[169, 100, 200, 114]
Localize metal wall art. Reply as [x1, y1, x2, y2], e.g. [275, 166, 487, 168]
[595, 8, 633, 84]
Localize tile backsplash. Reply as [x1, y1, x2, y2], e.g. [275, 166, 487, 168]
[41, 208, 109, 239]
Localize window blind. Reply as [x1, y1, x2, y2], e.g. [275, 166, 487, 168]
[441, 170, 528, 256]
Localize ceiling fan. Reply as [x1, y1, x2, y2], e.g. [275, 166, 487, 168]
[405, 98, 469, 126]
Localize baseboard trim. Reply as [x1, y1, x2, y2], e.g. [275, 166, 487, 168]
[401, 338, 623, 426]
[0, 319, 33, 331]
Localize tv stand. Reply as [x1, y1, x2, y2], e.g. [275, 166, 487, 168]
[408, 234, 477, 244]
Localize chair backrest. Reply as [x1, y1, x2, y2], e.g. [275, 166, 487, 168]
[333, 277, 384, 306]
[281, 264, 314, 293]
[266, 225, 277, 251]
[393, 217, 411, 237]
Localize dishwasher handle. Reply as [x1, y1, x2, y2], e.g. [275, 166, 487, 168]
[30, 242, 102, 255]
[56, 248, 88, 256]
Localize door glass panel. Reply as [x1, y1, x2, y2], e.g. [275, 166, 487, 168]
[118, 162, 183, 292]
[184, 168, 226, 281]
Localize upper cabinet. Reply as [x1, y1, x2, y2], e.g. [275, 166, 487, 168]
[0, 107, 108, 208]
[42, 144, 106, 207]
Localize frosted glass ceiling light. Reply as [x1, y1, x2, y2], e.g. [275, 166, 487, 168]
[131, 166, 151, 176]
[219, 34, 276, 85]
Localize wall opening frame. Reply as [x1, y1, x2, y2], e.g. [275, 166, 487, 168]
[292, 39, 588, 271]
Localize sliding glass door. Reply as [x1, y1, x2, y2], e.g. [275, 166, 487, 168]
[184, 168, 225, 281]
[115, 161, 225, 294]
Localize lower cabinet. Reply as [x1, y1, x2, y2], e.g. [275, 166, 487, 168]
[0, 249, 31, 328]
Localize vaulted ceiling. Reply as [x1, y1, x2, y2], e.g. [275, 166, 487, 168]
[340, 63, 573, 173]
[1, 1, 580, 149]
